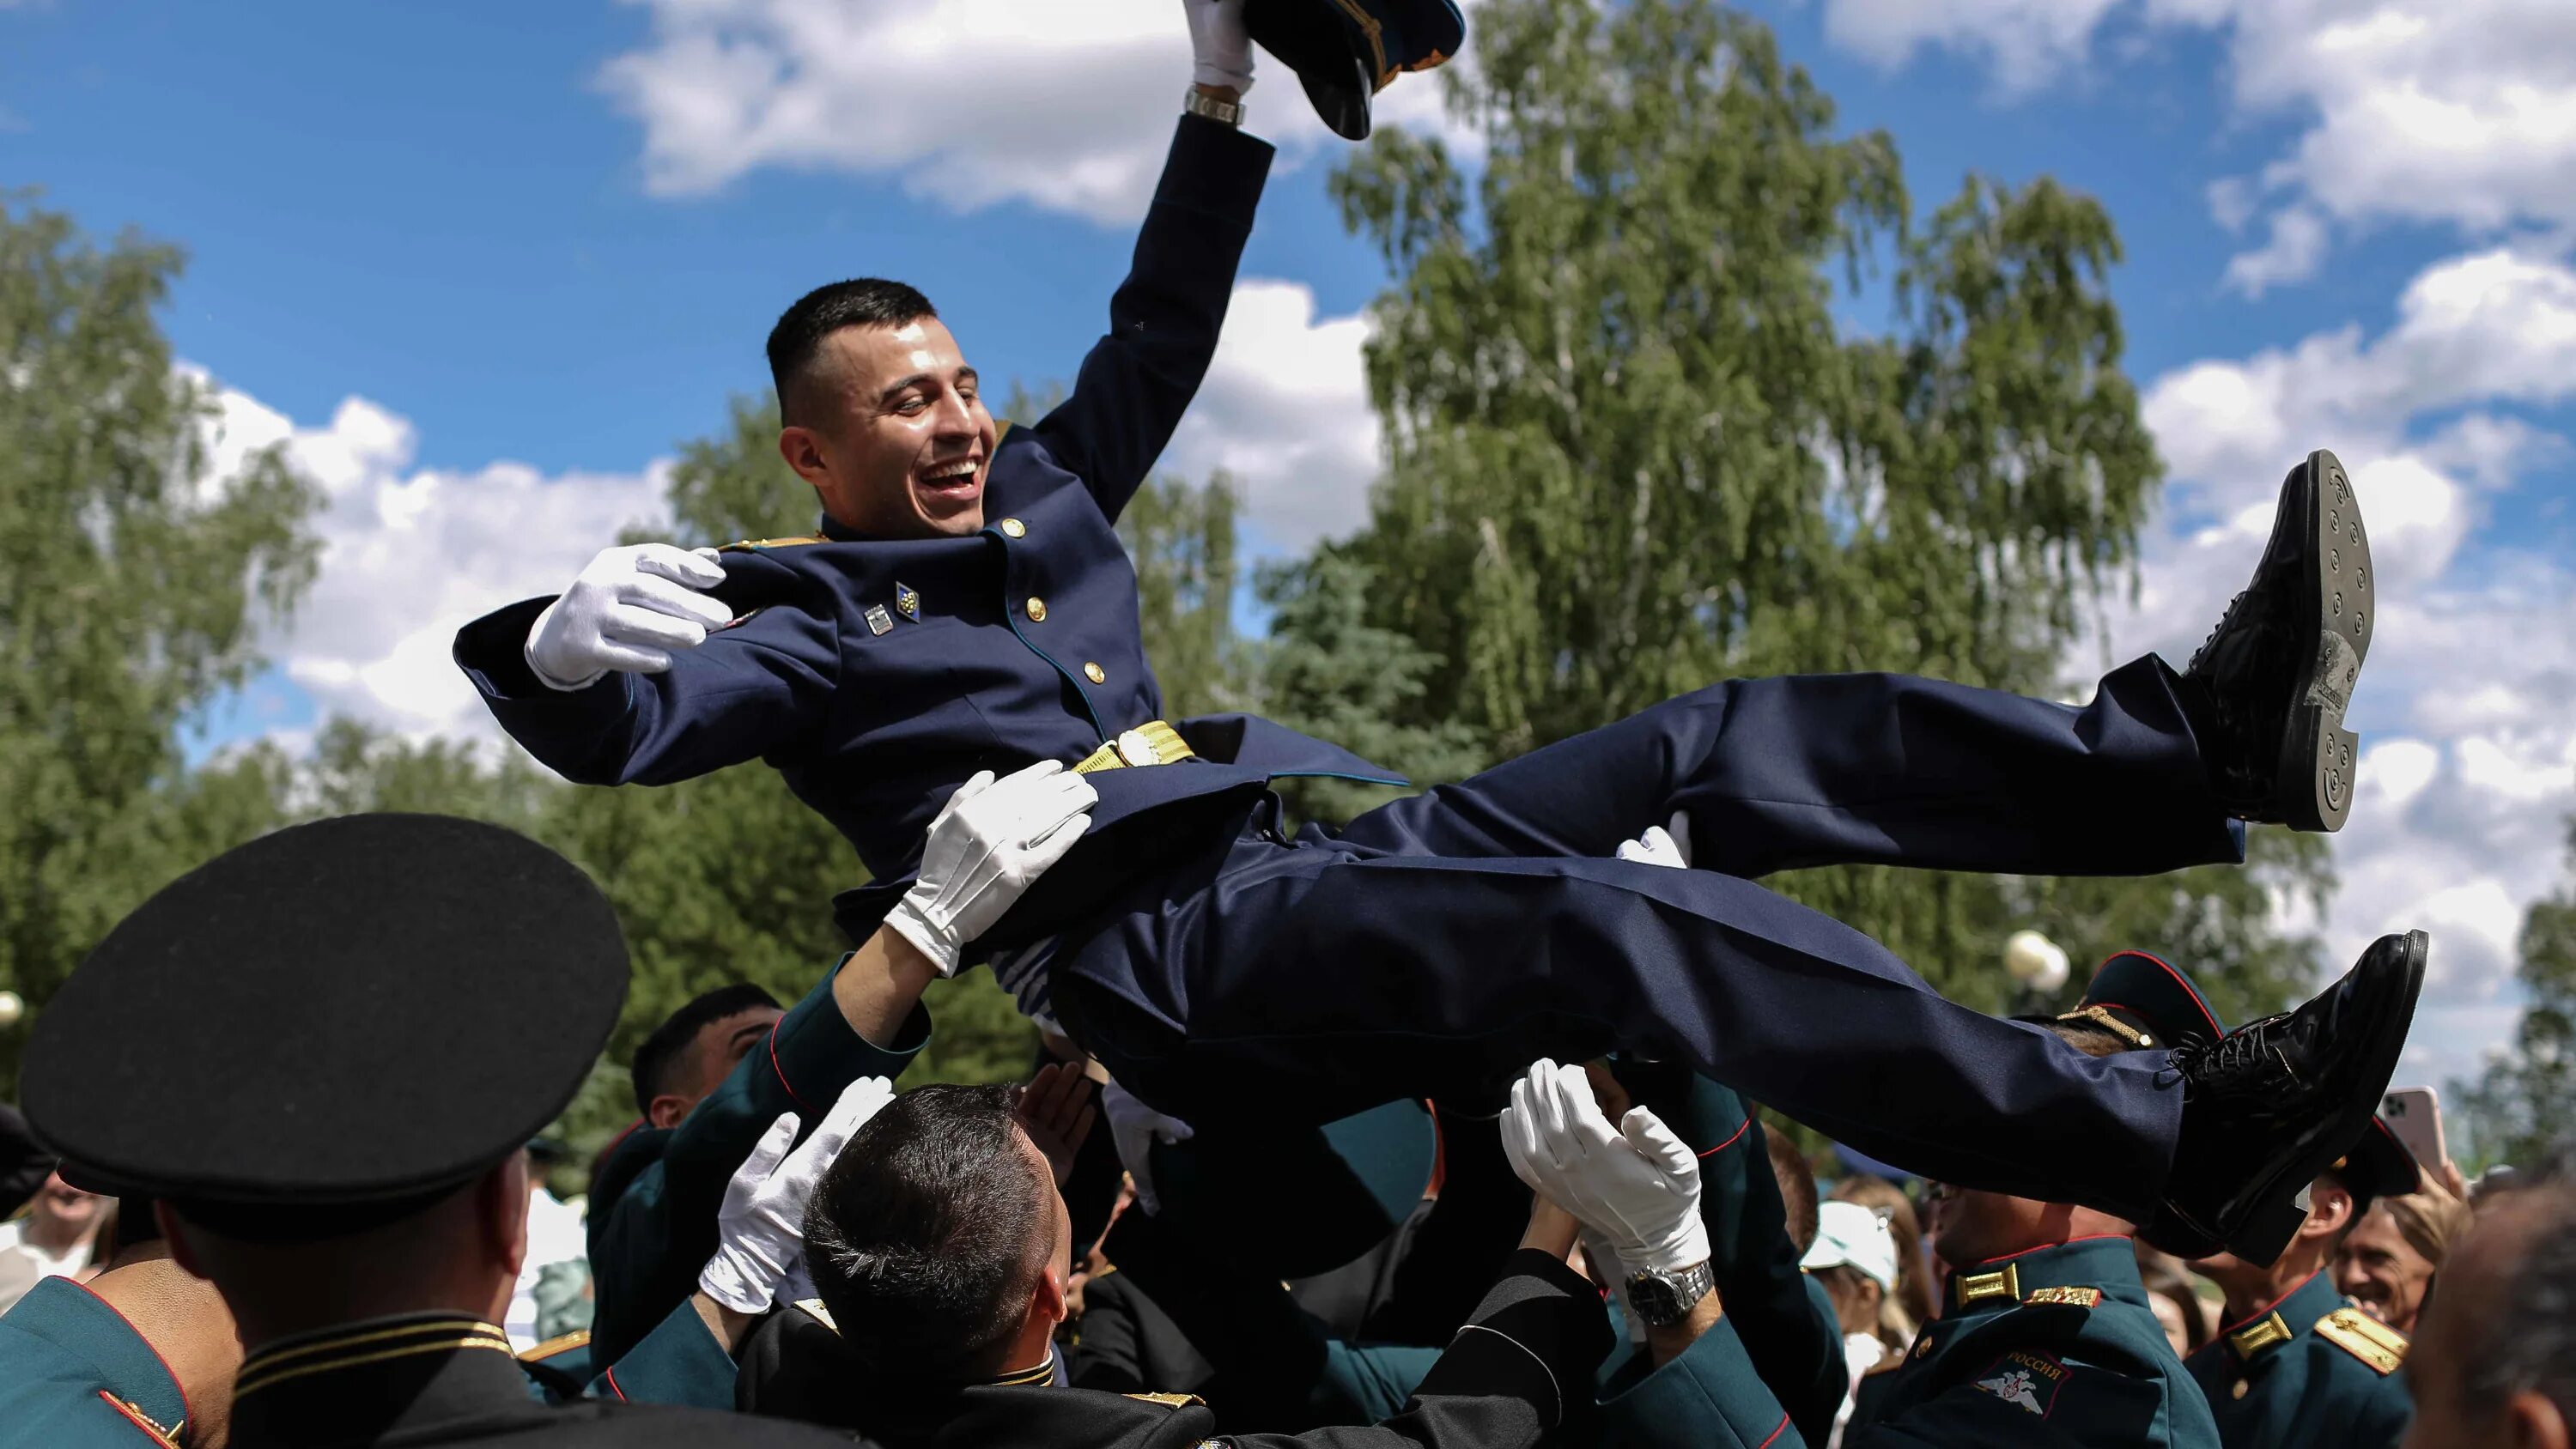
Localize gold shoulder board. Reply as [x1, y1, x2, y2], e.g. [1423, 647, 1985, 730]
[2026, 1286, 2103, 1307]
[518, 1329, 592, 1361]
[718, 536, 828, 553]
[1127, 1392, 1205, 1409]
[795, 1299, 841, 1334]
[2316, 1309, 2407, 1374]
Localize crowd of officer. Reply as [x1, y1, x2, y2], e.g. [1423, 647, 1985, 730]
[0, 803, 2566, 1449]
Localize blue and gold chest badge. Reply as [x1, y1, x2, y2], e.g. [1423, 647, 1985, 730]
[896, 582, 920, 621]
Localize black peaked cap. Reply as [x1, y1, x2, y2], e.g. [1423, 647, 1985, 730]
[23, 814, 628, 1210]
[2050, 949, 2229, 1052]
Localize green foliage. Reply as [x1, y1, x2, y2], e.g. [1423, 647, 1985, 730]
[0, 197, 321, 1080]
[2455, 816, 2576, 1171]
[1325, 0, 2324, 1016]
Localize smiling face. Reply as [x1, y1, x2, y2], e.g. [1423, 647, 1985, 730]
[778, 317, 996, 540]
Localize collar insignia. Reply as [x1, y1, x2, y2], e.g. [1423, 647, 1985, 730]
[2228, 1312, 2293, 1361]
[1955, 1263, 2020, 1307]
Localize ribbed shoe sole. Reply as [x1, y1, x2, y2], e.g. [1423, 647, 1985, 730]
[2280, 450, 2372, 832]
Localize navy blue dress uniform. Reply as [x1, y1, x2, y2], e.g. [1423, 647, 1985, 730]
[14, 815, 847, 1449]
[454, 78, 2392, 1254]
[2183, 1119, 2420, 1449]
[583, 967, 930, 1367]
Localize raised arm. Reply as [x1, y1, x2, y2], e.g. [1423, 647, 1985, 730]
[1030, 105, 1273, 524]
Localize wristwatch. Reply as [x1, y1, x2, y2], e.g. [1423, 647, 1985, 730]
[1625, 1260, 1716, 1327]
[1182, 88, 1245, 128]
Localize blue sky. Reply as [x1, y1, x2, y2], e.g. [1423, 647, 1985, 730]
[7, 0, 2571, 1097]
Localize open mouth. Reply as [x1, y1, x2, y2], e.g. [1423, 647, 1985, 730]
[916, 457, 982, 507]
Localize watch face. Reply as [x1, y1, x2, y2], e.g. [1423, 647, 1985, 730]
[1628, 1276, 1685, 1325]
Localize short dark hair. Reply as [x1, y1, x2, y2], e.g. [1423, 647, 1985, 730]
[630, 984, 781, 1116]
[767, 278, 939, 428]
[805, 1084, 1054, 1386]
[1765, 1125, 1820, 1257]
[2460, 1142, 2576, 1418]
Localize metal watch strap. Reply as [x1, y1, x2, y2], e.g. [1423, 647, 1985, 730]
[1625, 1259, 1716, 1327]
[1182, 88, 1244, 127]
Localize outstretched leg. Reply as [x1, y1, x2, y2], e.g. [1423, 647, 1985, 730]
[1330, 449, 2372, 876]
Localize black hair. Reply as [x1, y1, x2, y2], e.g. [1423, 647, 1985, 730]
[766, 278, 939, 428]
[630, 984, 781, 1117]
[804, 1084, 1054, 1386]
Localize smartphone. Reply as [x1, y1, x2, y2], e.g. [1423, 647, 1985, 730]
[2380, 1087, 2446, 1174]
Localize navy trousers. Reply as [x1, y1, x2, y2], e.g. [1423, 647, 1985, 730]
[1056, 656, 2243, 1222]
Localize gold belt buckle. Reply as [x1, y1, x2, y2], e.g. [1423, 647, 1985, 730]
[1073, 720, 1194, 774]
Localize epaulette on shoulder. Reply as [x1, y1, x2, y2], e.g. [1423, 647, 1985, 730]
[1125, 1391, 1205, 1409]
[795, 1298, 840, 1334]
[518, 1329, 591, 1362]
[2315, 1308, 2407, 1374]
[717, 536, 829, 553]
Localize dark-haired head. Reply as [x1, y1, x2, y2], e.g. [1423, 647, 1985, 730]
[805, 1084, 1067, 1388]
[766, 279, 995, 541]
[631, 983, 782, 1127]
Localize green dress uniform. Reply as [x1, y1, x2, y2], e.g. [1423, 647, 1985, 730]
[585, 965, 932, 1367]
[2183, 1270, 2409, 1449]
[13, 815, 856, 1449]
[1847, 1236, 2223, 1447]
[0, 1276, 191, 1447]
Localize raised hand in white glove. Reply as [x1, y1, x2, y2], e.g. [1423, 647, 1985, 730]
[1102, 1080, 1194, 1216]
[1615, 812, 1692, 870]
[1183, 0, 1254, 94]
[1501, 1059, 1710, 1274]
[698, 1076, 897, 1315]
[885, 761, 1097, 978]
[525, 543, 734, 690]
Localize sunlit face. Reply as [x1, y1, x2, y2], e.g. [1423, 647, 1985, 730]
[782, 318, 997, 540]
[2336, 1203, 2439, 1332]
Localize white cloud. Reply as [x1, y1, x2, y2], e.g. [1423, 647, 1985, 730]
[204, 379, 671, 743]
[598, 0, 1480, 225]
[1162, 278, 1379, 550]
[2084, 245, 2576, 1093]
[1819, 0, 2576, 286]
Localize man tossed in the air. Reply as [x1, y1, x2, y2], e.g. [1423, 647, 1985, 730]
[455, 0, 2419, 1268]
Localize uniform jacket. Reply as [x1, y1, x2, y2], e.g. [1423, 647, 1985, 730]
[0, 1276, 191, 1448]
[0, 1285, 749, 1449]
[584, 966, 929, 1366]
[222, 1313, 845, 1449]
[453, 115, 1400, 957]
[739, 1249, 1608, 1449]
[2182, 1270, 2409, 1449]
[1844, 1237, 2223, 1448]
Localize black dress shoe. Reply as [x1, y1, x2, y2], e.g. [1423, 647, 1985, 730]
[2146, 930, 2425, 1264]
[2181, 449, 2373, 832]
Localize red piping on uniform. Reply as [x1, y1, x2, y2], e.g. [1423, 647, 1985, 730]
[1755, 1410, 1791, 1449]
[1699, 1119, 1753, 1158]
[603, 1364, 630, 1402]
[2216, 1269, 2325, 1336]
[1965, 1233, 2131, 1269]
[68, 1276, 191, 1433]
[767, 1018, 810, 1113]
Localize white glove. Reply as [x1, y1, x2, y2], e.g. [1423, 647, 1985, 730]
[1502, 1059, 1710, 1275]
[1616, 813, 1692, 870]
[1103, 1080, 1195, 1216]
[698, 1076, 898, 1314]
[525, 543, 733, 690]
[885, 761, 1097, 978]
[1183, 0, 1254, 94]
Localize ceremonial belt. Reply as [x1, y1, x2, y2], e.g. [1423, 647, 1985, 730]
[1074, 720, 1196, 774]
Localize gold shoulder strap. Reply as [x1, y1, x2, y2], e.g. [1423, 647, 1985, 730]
[2315, 1308, 2407, 1374]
